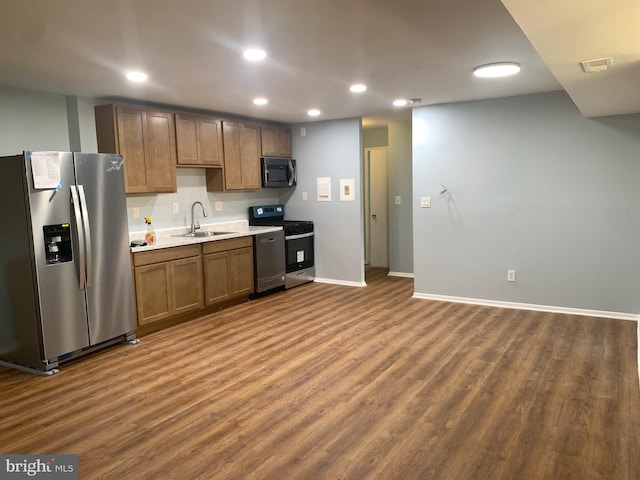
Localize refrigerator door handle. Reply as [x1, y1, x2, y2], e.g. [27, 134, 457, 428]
[70, 185, 86, 290]
[77, 185, 93, 288]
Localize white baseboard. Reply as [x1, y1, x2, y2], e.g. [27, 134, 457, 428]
[412, 292, 640, 322]
[313, 278, 367, 288]
[388, 271, 414, 278]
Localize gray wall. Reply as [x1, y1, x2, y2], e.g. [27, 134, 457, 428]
[412, 91, 640, 315]
[285, 119, 365, 285]
[0, 86, 70, 155]
[388, 120, 413, 275]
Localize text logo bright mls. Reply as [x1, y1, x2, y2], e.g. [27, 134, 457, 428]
[0, 455, 77, 479]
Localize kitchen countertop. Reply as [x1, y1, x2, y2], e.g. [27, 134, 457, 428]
[129, 220, 282, 253]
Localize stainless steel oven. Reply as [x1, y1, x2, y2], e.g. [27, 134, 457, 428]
[284, 230, 314, 289]
[249, 204, 314, 289]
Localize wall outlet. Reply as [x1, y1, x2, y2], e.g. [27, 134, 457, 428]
[133, 207, 139, 218]
[507, 270, 516, 282]
[302, 191, 308, 201]
[300, 127, 306, 137]
[420, 197, 431, 208]
[215, 201, 223, 212]
[172, 203, 179, 214]
[395, 195, 401, 205]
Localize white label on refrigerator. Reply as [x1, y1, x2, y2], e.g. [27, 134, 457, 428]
[297, 250, 305, 262]
[30, 152, 61, 189]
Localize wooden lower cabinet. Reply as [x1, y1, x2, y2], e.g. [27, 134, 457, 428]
[229, 248, 254, 297]
[133, 245, 203, 326]
[203, 252, 230, 305]
[133, 237, 254, 328]
[134, 263, 172, 325]
[171, 257, 204, 315]
[203, 237, 254, 306]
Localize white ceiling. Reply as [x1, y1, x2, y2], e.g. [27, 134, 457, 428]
[0, 0, 636, 126]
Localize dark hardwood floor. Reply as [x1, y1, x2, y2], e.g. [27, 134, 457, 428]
[1, 268, 638, 479]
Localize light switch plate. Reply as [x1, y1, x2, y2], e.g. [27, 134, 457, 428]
[395, 196, 401, 205]
[420, 197, 431, 208]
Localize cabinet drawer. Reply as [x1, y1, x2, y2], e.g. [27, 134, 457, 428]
[133, 244, 201, 267]
[202, 236, 252, 255]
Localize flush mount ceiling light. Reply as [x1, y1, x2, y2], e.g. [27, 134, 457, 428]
[393, 99, 408, 107]
[125, 71, 148, 82]
[253, 97, 268, 105]
[349, 84, 367, 93]
[307, 109, 321, 117]
[473, 62, 521, 78]
[243, 48, 266, 61]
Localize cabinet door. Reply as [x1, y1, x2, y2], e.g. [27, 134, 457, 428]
[175, 114, 199, 165]
[198, 118, 223, 166]
[261, 125, 291, 158]
[222, 121, 244, 190]
[144, 111, 177, 192]
[204, 252, 230, 306]
[176, 115, 223, 167]
[261, 125, 278, 157]
[229, 247, 254, 297]
[240, 123, 262, 190]
[276, 129, 292, 158]
[134, 263, 172, 325]
[171, 256, 203, 315]
[116, 106, 148, 193]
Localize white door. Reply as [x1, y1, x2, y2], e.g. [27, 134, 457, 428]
[367, 148, 389, 268]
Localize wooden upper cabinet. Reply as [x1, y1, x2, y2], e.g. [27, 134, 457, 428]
[95, 104, 177, 194]
[207, 120, 261, 191]
[175, 114, 223, 167]
[222, 121, 243, 190]
[261, 125, 292, 158]
[240, 123, 262, 189]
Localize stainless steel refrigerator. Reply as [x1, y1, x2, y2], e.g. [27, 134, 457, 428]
[0, 151, 137, 375]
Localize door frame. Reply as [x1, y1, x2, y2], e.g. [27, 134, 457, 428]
[363, 146, 389, 267]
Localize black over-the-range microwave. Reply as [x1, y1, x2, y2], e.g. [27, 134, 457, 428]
[261, 157, 296, 188]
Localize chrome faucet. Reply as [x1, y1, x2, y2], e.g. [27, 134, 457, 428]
[190, 201, 208, 234]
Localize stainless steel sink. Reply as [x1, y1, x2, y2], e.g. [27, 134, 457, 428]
[175, 231, 237, 238]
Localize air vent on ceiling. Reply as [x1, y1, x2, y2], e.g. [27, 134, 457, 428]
[580, 57, 612, 73]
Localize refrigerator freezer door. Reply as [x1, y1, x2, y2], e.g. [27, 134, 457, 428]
[74, 153, 136, 344]
[26, 152, 90, 359]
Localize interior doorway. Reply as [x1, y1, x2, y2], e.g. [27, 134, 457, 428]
[364, 147, 389, 268]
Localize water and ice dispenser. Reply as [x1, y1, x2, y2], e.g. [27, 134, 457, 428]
[43, 224, 72, 265]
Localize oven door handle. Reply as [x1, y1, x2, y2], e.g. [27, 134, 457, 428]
[285, 232, 314, 240]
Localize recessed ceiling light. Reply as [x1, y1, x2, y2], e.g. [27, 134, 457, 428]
[393, 99, 408, 107]
[243, 48, 266, 61]
[473, 62, 521, 78]
[349, 84, 367, 93]
[253, 98, 268, 105]
[307, 109, 321, 117]
[125, 71, 148, 82]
